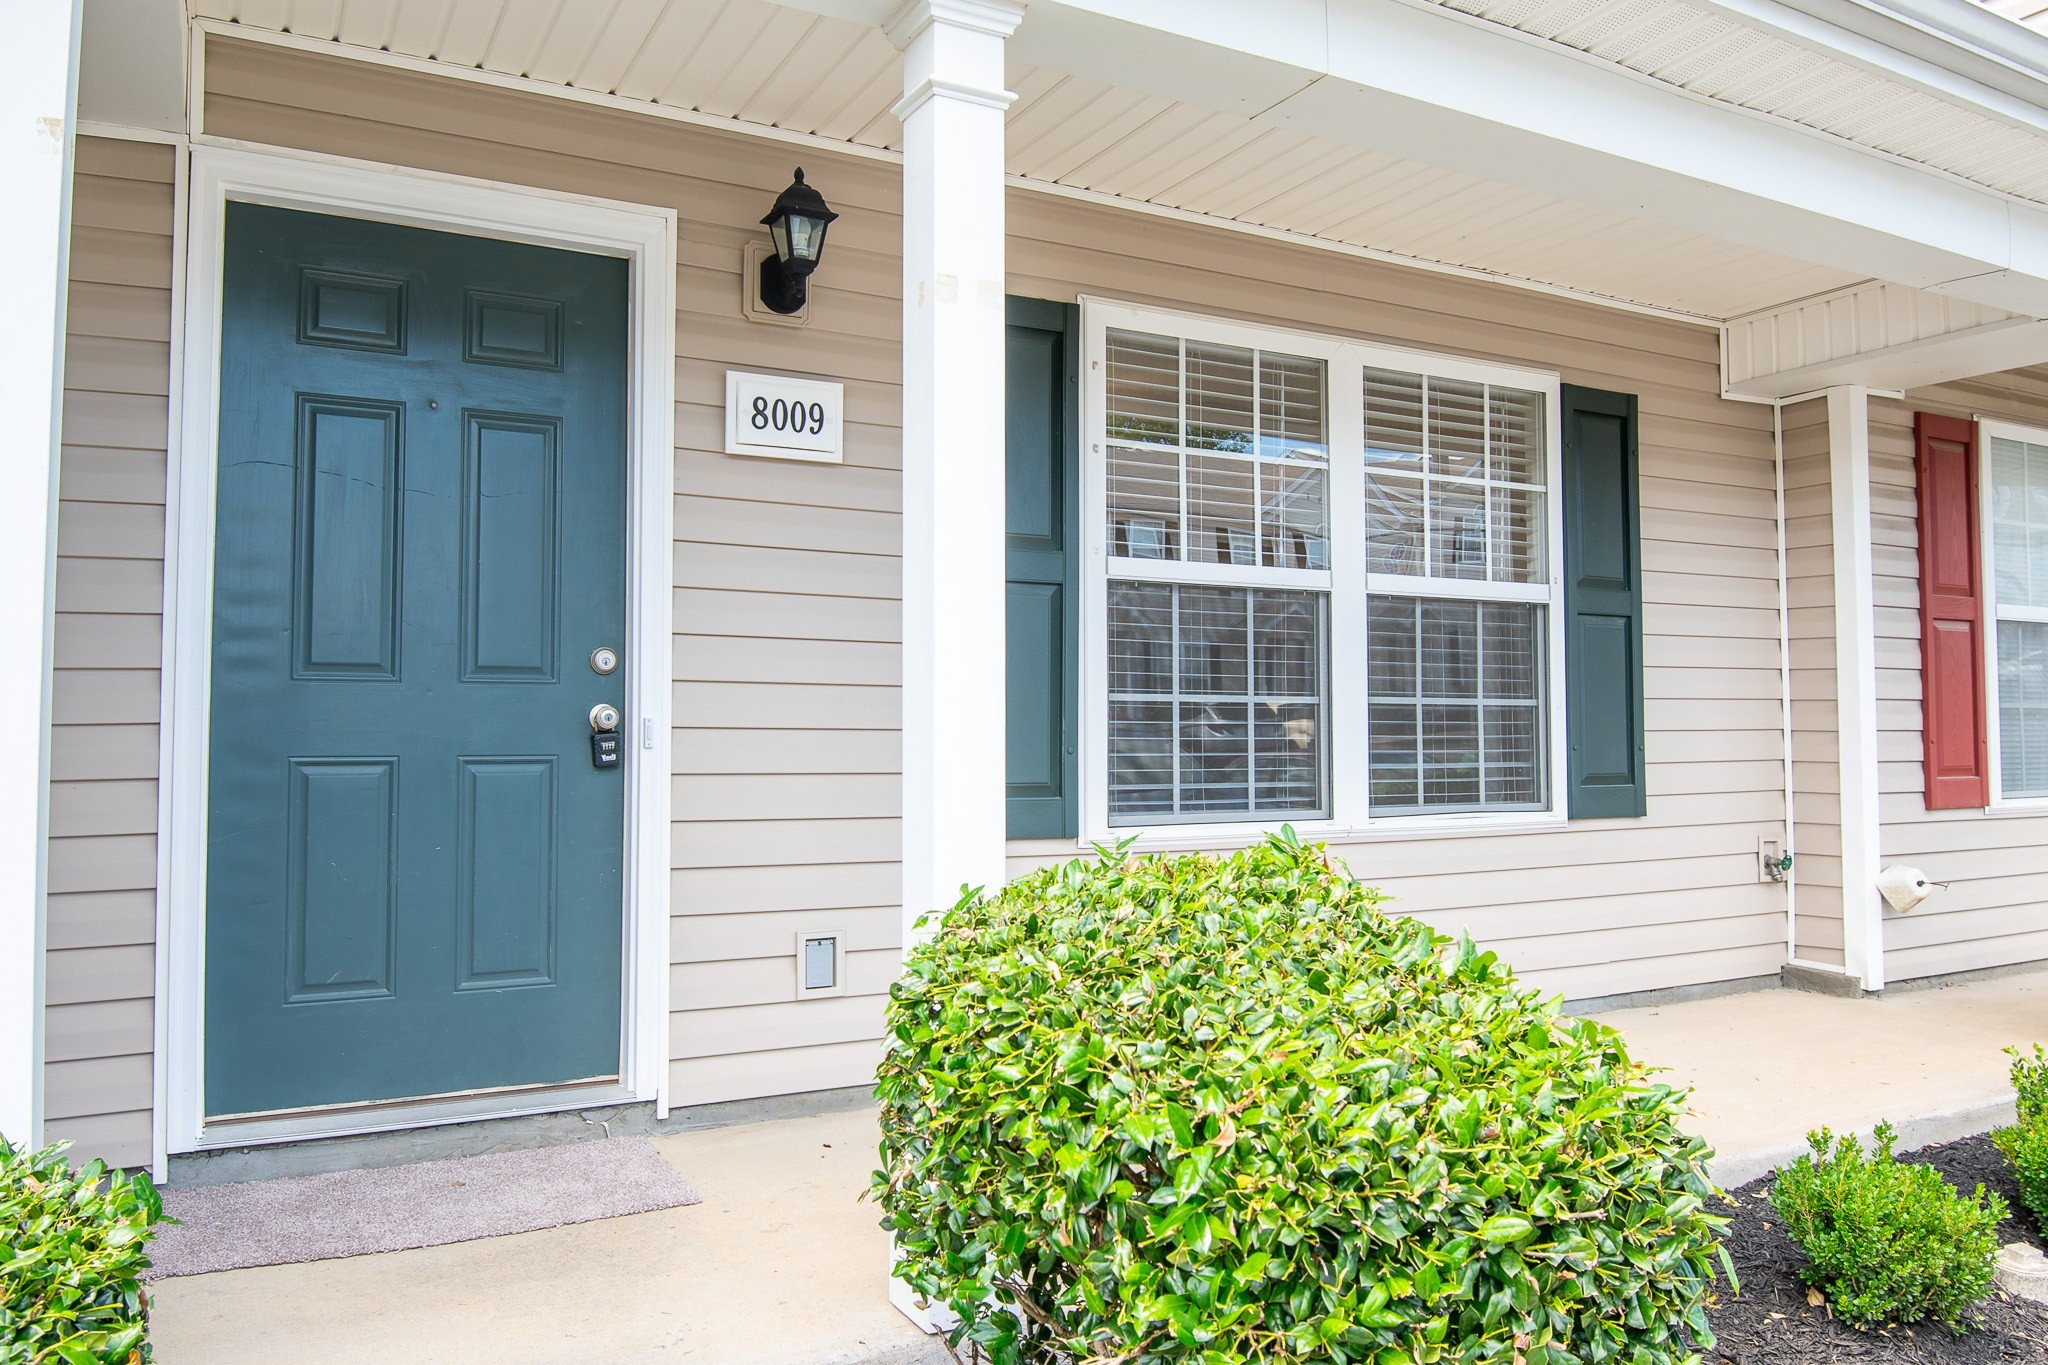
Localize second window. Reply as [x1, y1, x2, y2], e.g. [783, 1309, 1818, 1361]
[1095, 306, 1560, 830]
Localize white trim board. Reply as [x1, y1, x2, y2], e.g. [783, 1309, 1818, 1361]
[149, 137, 190, 1178]
[1, 0, 83, 1154]
[75, 121, 189, 146]
[162, 141, 676, 1161]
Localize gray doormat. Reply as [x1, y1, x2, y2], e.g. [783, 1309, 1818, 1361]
[145, 1136, 701, 1279]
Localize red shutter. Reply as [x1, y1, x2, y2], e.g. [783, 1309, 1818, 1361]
[1915, 411, 1990, 809]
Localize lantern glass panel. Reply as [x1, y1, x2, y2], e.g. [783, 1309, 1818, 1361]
[788, 215, 825, 262]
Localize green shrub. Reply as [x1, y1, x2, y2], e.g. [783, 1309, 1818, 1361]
[1, 1138, 163, 1364]
[874, 833, 1729, 1365]
[1994, 1044, 2048, 1225]
[1769, 1122, 2003, 1330]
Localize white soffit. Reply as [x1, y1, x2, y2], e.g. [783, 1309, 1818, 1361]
[188, 0, 912, 144]
[184, 0, 1866, 319]
[1002, 60, 1857, 317]
[1431, 0, 2048, 204]
[1722, 278, 2048, 394]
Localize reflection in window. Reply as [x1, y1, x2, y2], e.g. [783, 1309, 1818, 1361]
[1108, 583, 1326, 821]
[1363, 369, 1545, 585]
[1106, 329, 1330, 572]
[1366, 599, 1546, 813]
[1362, 367, 1549, 814]
[1094, 314, 1556, 826]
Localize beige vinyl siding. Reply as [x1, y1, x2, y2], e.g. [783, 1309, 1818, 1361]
[1006, 193, 1791, 1002]
[1873, 376, 2048, 981]
[198, 36, 906, 1109]
[46, 135, 175, 1168]
[1781, 397, 1846, 968]
[51, 34, 1825, 1150]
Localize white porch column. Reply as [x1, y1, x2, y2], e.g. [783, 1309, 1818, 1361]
[887, 0, 1023, 950]
[0, 0, 84, 1148]
[1827, 385, 1886, 993]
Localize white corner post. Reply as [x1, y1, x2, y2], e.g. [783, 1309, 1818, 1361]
[886, 0, 1021, 1335]
[1827, 385, 1886, 993]
[0, 0, 84, 1149]
[889, 0, 1023, 951]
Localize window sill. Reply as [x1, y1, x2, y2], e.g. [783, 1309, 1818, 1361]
[1080, 811, 1569, 852]
[1980, 797, 2048, 817]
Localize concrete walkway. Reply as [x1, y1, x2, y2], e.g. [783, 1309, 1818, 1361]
[148, 1109, 951, 1365]
[1601, 967, 2047, 1188]
[146, 967, 2048, 1365]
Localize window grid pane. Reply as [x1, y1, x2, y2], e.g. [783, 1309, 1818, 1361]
[1108, 581, 1328, 823]
[1991, 435, 2048, 610]
[2000, 620, 2048, 798]
[1987, 434, 2048, 802]
[1367, 597, 1548, 815]
[1106, 329, 1329, 573]
[1364, 370, 1546, 586]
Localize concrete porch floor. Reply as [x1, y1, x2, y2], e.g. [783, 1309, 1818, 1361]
[1604, 966, 2046, 1188]
[148, 966, 2048, 1365]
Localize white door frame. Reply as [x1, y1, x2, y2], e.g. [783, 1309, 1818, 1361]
[160, 140, 676, 1161]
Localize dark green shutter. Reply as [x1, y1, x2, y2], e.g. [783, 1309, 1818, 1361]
[1561, 384, 1647, 818]
[1005, 297, 1080, 838]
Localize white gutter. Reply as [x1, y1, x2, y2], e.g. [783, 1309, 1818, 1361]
[1691, 0, 2048, 135]
[1823, 0, 2048, 87]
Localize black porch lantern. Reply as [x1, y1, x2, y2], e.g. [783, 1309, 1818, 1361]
[758, 168, 839, 315]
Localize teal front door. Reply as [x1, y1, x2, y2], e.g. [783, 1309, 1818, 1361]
[205, 204, 629, 1119]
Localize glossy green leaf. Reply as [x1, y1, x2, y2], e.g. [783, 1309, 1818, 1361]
[1, 1136, 164, 1364]
[872, 835, 1726, 1365]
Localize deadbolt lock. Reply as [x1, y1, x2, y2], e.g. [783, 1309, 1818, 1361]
[590, 647, 619, 675]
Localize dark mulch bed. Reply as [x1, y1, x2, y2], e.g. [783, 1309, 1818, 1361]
[1706, 1132, 2048, 1363]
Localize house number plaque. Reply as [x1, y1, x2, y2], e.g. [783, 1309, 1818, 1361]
[724, 371, 844, 464]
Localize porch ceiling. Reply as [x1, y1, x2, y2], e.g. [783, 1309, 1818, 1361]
[184, 0, 1870, 320]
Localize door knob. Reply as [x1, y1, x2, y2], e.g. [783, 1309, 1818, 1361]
[589, 703, 621, 733]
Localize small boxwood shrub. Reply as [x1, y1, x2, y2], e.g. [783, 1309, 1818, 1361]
[1993, 1044, 2048, 1224]
[1, 1138, 163, 1364]
[1769, 1122, 2003, 1330]
[874, 834, 1729, 1365]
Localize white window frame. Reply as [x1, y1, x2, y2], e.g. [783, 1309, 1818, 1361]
[1977, 417, 2048, 811]
[1079, 298, 1568, 846]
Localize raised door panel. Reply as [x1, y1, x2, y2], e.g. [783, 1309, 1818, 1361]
[294, 396, 403, 678]
[285, 758, 398, 1003]
[462, 412, 559, 681]
[457, 757, 558, 990]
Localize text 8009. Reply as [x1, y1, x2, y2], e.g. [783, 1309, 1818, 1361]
[750, 396, 828, 436]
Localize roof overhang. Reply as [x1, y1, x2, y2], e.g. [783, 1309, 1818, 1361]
[1723, 279, 2048, 396]
[970, 0, 2048, 316]
[77, 0, 2048, 387]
